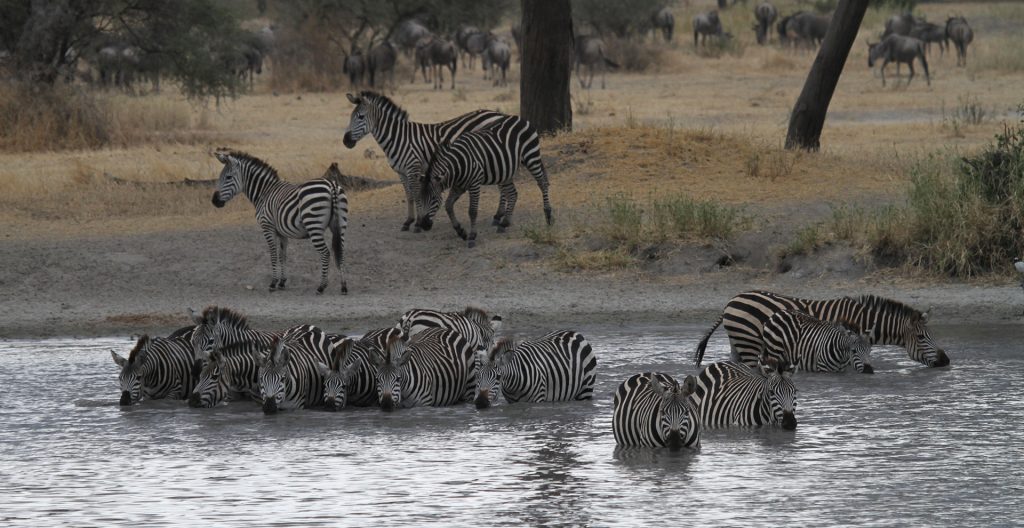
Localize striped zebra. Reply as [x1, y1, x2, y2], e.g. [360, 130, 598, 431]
[317, 327, 403, 410]
[189, 306, 278, 362]
[694, 291, 949, 368]
[343, 91, 513, 231]
[398, 306, 502, 351]
[189, 339, 267, 408]
[258, 327, 337, 413]
[372, 328, 476, 411]
[416, 117, 553, 247]
[474, 331, 597, 409]
[691, 357, 798, 430]
[612, 372, 701, 450]
[763, 310, 874, 373]
[112, 328, 197, 406]
[211, 151, 349, 294]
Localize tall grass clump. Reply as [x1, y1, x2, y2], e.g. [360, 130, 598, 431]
[604, 192, 746, 248]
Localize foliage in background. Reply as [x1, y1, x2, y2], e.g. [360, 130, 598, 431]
[572, 0, 665, 38]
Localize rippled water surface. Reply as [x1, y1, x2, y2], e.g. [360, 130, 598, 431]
[2, 324, 1022, 526]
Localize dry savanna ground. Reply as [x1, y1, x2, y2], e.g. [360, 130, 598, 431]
[1, 1, 1022, 336]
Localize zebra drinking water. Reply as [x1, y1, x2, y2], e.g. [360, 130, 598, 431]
[474, 331, 597, 409]
[762, 310, 873, 373]
[612, 372, 701, 450]
[398, 306, 502, 351]
[342, 91, 513, 231]
[372, 328, 476, 411]
[211, 151, 349, 294]
[416, 117, 553, 247]
[691, 357, 798, 429]
[317, 327, 402, 410]
[112, 329, 197, 406]
[693, 291, 949, 368]
[189, 339, 268, 408]
[257, 328, 337, 414]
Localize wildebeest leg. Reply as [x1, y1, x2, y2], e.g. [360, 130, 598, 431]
[880, 59, 887, 87]
[587, 65, 595, 89]
[694, 30, 699, 48]
[920, 53, 930, 86]
[601, 63, 606, 89]
[450, 61, 456, 90]
[906, 61, 914, 86]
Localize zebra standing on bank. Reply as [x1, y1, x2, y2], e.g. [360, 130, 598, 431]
[373, 328, 476, 411]
[693, 291, 949, 368]
[211, 151, 349, 294]
[399, 306, 502, 351]
[762, 310, 874, 373]
[691, 357, 798, 430]
[342, 91, 513, 231]
[317, 327, 402, 410]
[612, 372, 701, 451]
[112, 328, 197, 406]
[416, 117, 553, 247]
[258, 327, 337, 413]
[474, 331, 597, 409]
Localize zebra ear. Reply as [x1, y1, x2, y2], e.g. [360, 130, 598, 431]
[271, 339, 289, 365]
[188, 307, 202, 325]
[111, 350, 128, 368]
[316, 361, 331, 377]
[214, 151, 230, 164]
[647, 374, 668, 397]
[346, 93, 360, 104]
[921, 308, 932, 323]
[333, 338, 354, 367]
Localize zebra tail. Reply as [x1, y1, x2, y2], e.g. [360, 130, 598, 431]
[330, 184, 344, 269]
[693, 313, 723, 366]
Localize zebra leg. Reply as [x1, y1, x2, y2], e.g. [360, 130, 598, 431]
[496, 183, 517, 232]
[399, 171, 416, 231]
[493, 192, 507, 226]
[261, 226, 281, 291]
[528, 158, 554, 225]
[445, 188, 468, 241]
[277, 236, 288, 290]
[466, 186, 480, 248]
[309, 230, 331, 295]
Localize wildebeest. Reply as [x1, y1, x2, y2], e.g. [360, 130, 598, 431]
[95, 43, 140, 91]
[367, 41, 396, 88]
[575, 35, 619, 89]
[692, 10, 726, 48]
[787, 11, 830, 49]
[754, 2, 778, 45]
[882, 13, 920, 38]
[486, 37, 511, 86]
[868, 35, 929, 87]
[413, 36, 433, 83]
[463, 31, 492, 71]
[422, 37, 458, 90]
[455, 25, 480, 67]
[393, 19, 432, 57]
[651, 7, 675, 42]
[910, 21, 947, 56]
[343, 51, 365, 87]
[945, 16, 973, 67]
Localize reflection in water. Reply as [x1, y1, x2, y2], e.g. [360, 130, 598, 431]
[0, 324, 1022, 526]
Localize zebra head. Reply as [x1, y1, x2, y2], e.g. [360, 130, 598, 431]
[212, 150, 243, 207]
[342, 93, 373, 148]
[841, 324, 874, 374]
[373, 333, 410, 412]
[649, 374, 698, 451]
[415, 142, 453, 231]
[111, 335, 152, 406]
[258, 338, 290, 414]
[317, 338, 358, 411]
[189, 347, 231, 408]
[758, 356, 798, 430]
[857, 296, 949, 368]
[902, 309, 949, 368]
[463, 306, 500, 351]
[475, 337, 515, 409]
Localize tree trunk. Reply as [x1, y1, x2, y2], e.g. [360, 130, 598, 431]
[520, 0, 573, 134]
[784, 0, 869, 151]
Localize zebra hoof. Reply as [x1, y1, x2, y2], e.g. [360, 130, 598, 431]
[269, 282, 277, 292]
[467, 239, 476, 249]
[491, 217, 501, 226]
[278, 279, 286, 290]
[341, 283, 348, 295]
[413, 226, 422, 234]
[496, 226, 506, 234]
[455, 228, 467, 240]
[400, 224, 410, 232]
[316, 286, 326, 295]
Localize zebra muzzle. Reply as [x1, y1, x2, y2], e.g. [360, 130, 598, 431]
[782, 411, 797, 430]
[932, 350, 950, 367]
[474, 391, 491, 410]
[211, 192, 225, 208]
[187, 392, 204, 408]
[119, 391, 133, 406]
[262, 398, 279, 414]
[666, 429, 683, 451]
[343, 132, 356, 149]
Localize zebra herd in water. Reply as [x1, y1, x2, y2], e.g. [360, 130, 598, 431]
[112, 289, 949, 452]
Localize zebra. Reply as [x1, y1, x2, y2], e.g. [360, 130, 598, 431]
[762, 310, 873, 373]
[211, 151, 349, 294]
[189, 306, 279, 364]
[372, 328, 476, 411]
[474, 331, 597, 409]
[189, 338, 268, 408]
[342, 91, 514, 231]
[693, 291, 949, 368]
[398, 306, 502, 351]
[317, 327, 402, 410]
[111, 329, 197, 406]
[690, 356, 798, 430]
[612, 372, 701, 451]
[416, 117, 553, 247]
[258, 327, 337, 413]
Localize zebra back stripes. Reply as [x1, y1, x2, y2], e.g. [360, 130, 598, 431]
[763, 310, 873, 373]
[258, 326, 336, 413]
[342, 90, 511, 230]
[318, 327, 402, 410]
[373, 328, 476, 410]
[398, 306, 502, 351]
[112, 328, 197, 406]
[190, 306, 279, 364]
[475, 330, 597, 409]
[613, 372, 701, 450]
[693, 291, 949, 368]
[690, 358, 798, 429]
[416, 115, 552, 247]
[212, 151, 348, 294]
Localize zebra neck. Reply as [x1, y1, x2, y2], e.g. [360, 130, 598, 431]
[241, 167, 284, 207]
[372, 116, 423, 159]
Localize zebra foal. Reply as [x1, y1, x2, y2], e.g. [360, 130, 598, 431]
[474, 331, 597, 409]
[112, 328, 197, 406]
[691, 357, 798, 430]
[416, 117, 553, 247]
[762, 310, 873, 373]
[211, 151, 349, 294]
[373, 328, 476, 411]
[398, 306, 502, 351]
[613, 372, 701, 451]
[318, 327, 402, 410]
[258, 327, 337, 413]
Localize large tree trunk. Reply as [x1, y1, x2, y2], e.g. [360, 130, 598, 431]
[784, 0, 869, 151]
[520, 0, 573, 134]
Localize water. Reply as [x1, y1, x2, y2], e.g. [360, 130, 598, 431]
[2, 324, 1022, 526]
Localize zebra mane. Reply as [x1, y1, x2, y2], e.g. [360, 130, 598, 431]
[490, 337, 515, 362]
[850, 295, 923, 322]
[358, 91, 409, 122]
[202, 306, 250, 331]
[330, 339, 353, 371]
[462, 306, 490, 324]
[223, 150, 281, 182]
[835, 318, 862, 335]
[128, 334, 149, 363]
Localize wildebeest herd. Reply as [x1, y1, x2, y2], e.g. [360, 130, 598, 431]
[113, 288, 949, 451]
